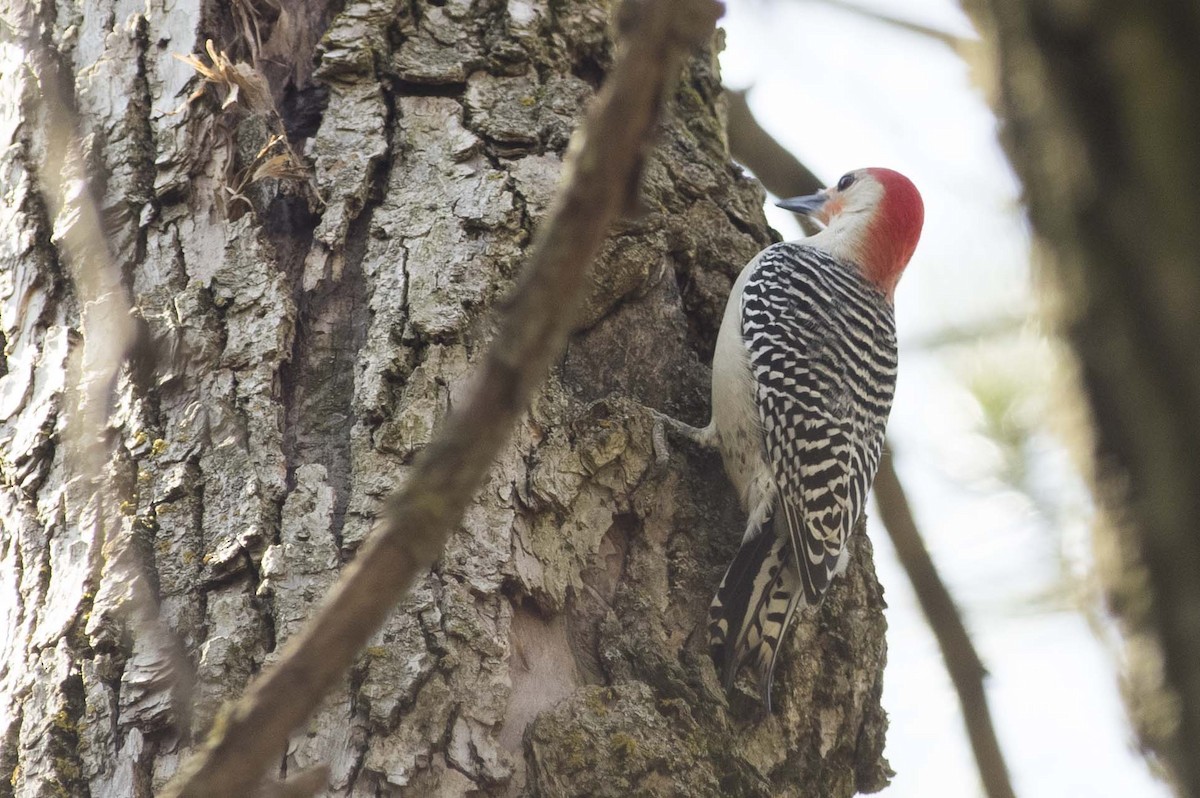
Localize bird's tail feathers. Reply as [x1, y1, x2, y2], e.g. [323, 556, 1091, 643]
[708, 511, 804, 708]
[754, 564, 805, 711]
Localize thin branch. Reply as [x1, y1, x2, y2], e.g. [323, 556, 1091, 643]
[908, 312, 1027, 352]
[804, 0, 970, 50]
[160, 0, 722, 795]
[725, 87, 823, 235]
[875, 449, 1017, 798]
[725, 88, 823, 199]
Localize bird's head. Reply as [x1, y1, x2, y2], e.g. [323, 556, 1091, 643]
[777, 168, 924, 301]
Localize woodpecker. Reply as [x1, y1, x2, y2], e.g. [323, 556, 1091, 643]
[657, 168, 923, 710]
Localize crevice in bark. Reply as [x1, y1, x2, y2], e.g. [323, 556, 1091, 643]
[34, 511, 55, 601]
[124, 313, 161, 424]
[340, 713, 370, 795]
[720, 201, 769, 244]
[48, 668, 92, 798]
[568, 54, 608, 91]
[250, 563, 278, 656]
[196, 555, 259, 595]
[280, 82, 330, 142]
[18, 74, 71, 320]
[125, 12, 157, 216]
[569, 512, 633, 684]
[386, 77, 468, 98]
[4, 533, 26, 668]
[0, 705, 19, 798]
[279, 78, 392, 545]
[15, 435, 56, 519]
[442, 709, 482, 789]
[667, 261, 722, 369]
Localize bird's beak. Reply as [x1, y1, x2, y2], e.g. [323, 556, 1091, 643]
[775, 191, 829, 217]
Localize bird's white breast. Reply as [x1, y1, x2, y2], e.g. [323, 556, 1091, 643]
[710, 254, 773, 517]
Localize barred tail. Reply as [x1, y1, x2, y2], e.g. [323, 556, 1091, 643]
[709, 510, 806, 710]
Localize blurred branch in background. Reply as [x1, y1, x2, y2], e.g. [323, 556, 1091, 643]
[801, 0, 970, 50]
[875, 449, 1017, 798]
[962, 2, 1200, 795]
[908, 312, 1026, 352]
[29, 28, 138, 475]
[725, 88, 823, 236]
[28, 27, 201, 757]
[725, 84, 1017, 798]
[726, 88, 822, 197]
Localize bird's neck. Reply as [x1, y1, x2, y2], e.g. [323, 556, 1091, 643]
[805, 213, 902, 301]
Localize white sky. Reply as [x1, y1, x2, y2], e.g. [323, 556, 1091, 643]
[719, 1, 1172, 796]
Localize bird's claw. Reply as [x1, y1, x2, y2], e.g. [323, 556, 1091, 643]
[649, 408, 712, 467]
[652, 413, 672, 467]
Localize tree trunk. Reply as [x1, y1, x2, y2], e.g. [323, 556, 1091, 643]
[962, 3, 1200, 795]
[0, 1, 889, 795]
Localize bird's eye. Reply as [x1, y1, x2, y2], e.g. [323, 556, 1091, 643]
[836, 173, 856, 192]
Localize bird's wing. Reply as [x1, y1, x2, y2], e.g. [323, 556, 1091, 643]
[743, 244, 892, 599]
[712, 243, 896, 706]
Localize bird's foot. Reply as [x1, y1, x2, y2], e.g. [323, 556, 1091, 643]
[650, 409, 713, 466]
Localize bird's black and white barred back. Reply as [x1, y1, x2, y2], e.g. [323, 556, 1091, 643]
[708, 242, 898, 707]
[748, 244, 897, 589]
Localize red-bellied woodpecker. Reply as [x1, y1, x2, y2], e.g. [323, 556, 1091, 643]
[656, 168, 924, 710]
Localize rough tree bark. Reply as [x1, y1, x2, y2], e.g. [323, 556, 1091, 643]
[962, 3, 1200, 795]
[0, 1, 889, 796]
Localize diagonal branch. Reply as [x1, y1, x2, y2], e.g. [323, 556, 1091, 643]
[160, 0, 723, 795]
[803, 0, 970, 50]
[725, 88, 823, 236]
[875, 449, 1016, 798]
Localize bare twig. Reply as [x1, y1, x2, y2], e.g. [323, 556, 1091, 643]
[804, 0, 969, 50]
[875, 449, 1017, 798]
[160, 0, 722, 795]
[726, 89, 823, 198]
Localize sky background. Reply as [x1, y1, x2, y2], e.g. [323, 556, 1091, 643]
[719, 1, 1172, 796]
